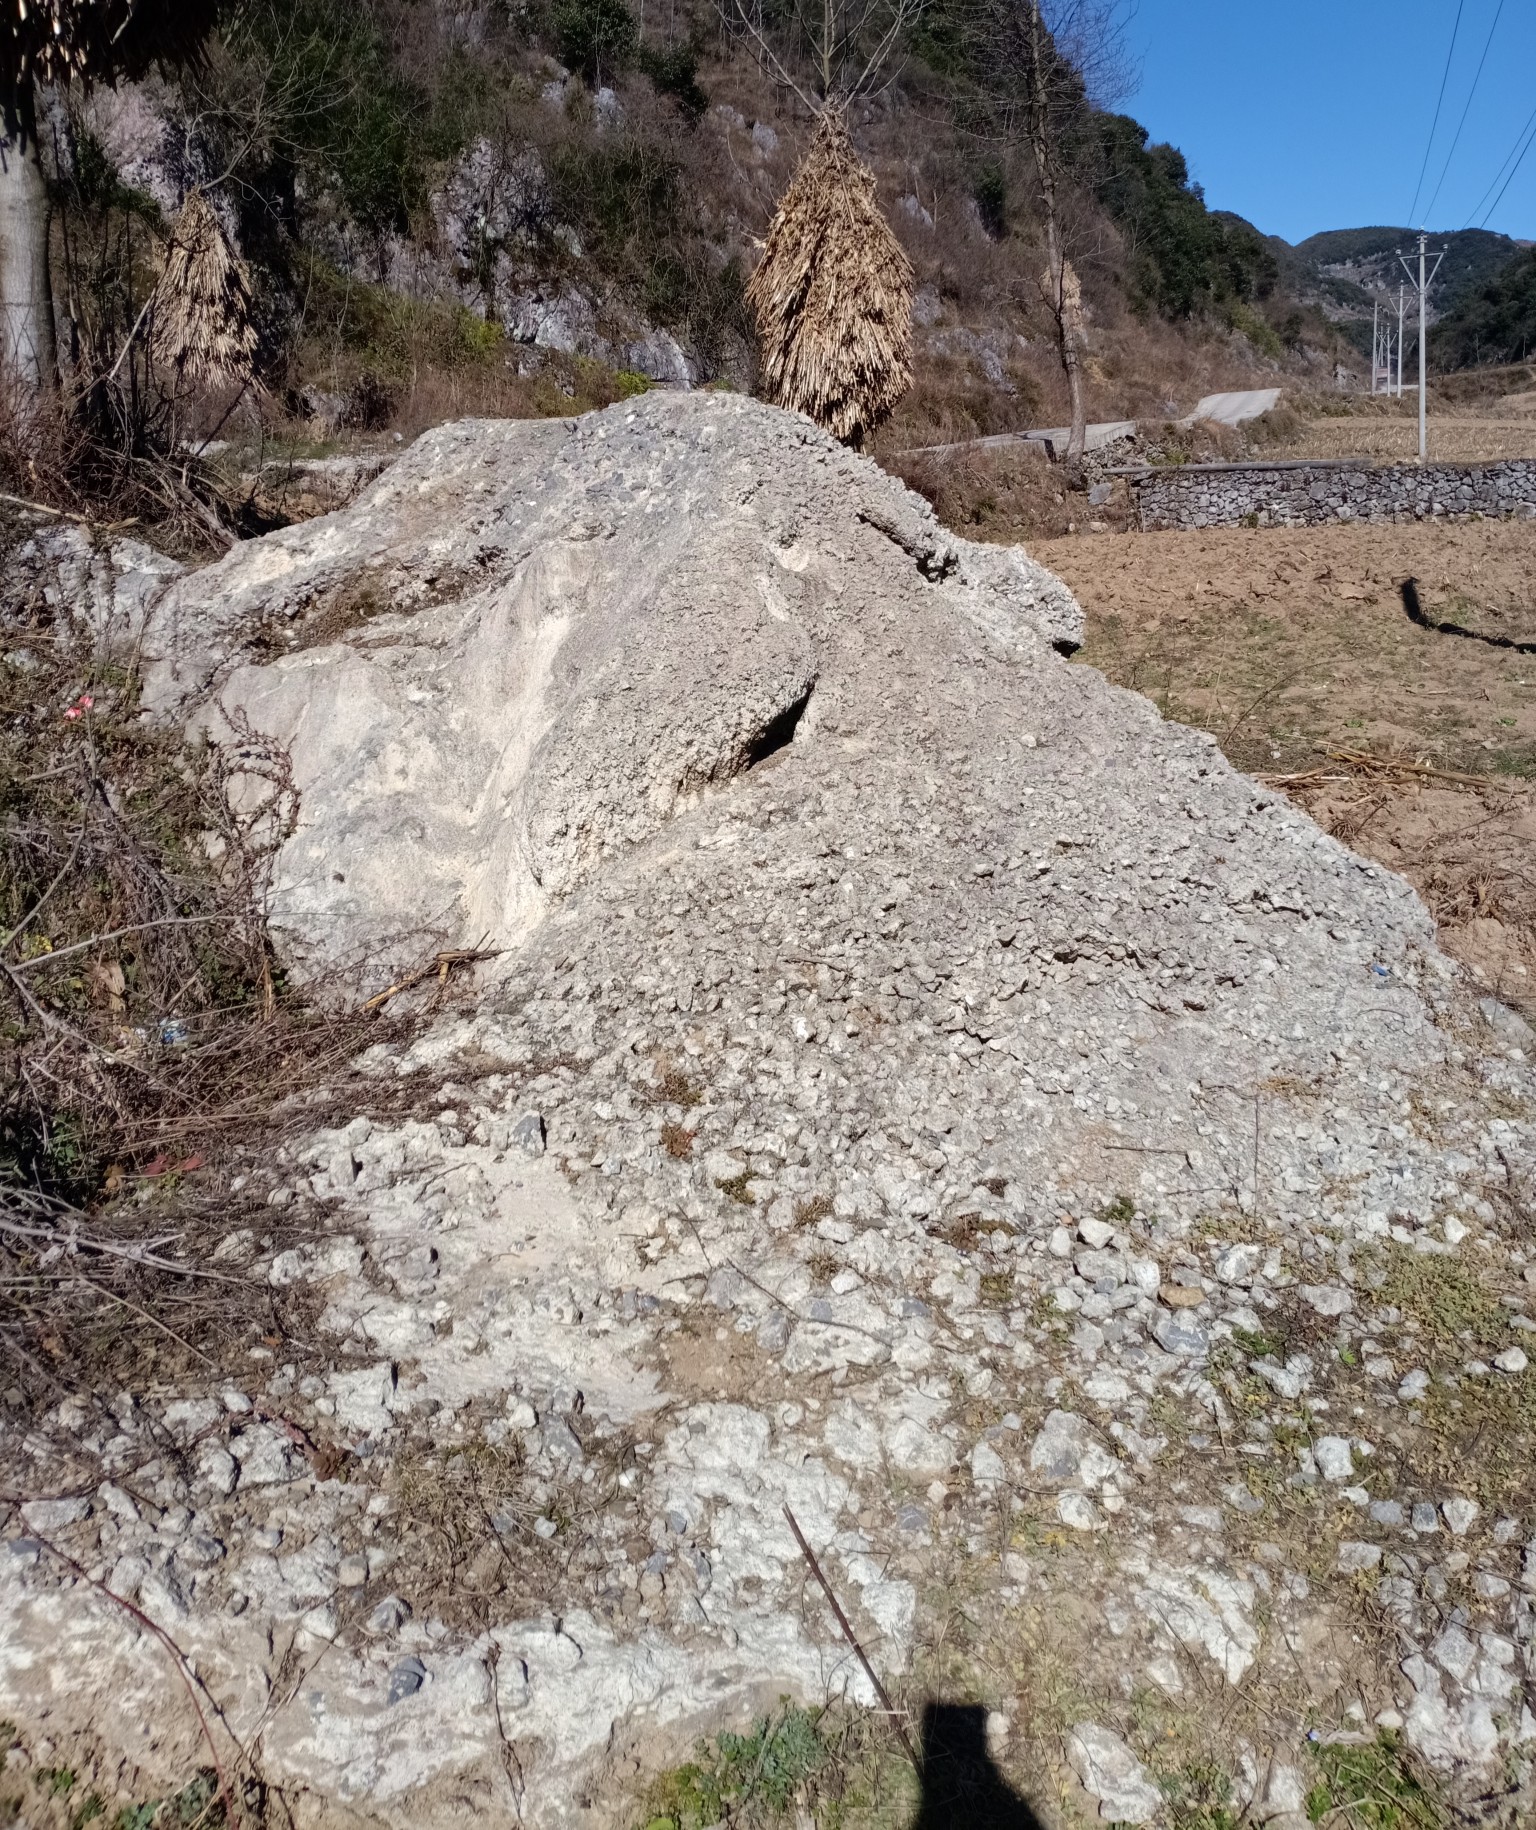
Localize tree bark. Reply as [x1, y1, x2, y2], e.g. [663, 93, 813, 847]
[1025, 0, 1086, 467]
[0, 108, 58, 394]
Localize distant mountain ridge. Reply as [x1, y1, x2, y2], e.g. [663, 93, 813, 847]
[1265, 226, 1520, 337]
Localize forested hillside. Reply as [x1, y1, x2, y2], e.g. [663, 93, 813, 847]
[1430, 244, 1536, 370]
[38, 0, 1347, 484]
[1262, 225, 1523, 362]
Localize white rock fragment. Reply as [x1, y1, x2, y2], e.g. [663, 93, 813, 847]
[195, 1441, 238, 1498]
[970, 1440, 1007, 1487]
[1131, 1563, 1259, 1683]
[1313, 1435, 1354, 1482]
[19, 1498, 89, 1533]
[1067, 1722, 1160, 1824]
[97, 1483, 139, 1524]
[1028, 1411, 1119, 1489]
[1058, 1492, 1105, 1531]
[1128, 1257, 1162, 1296]
[823, 1402, 882, 1471]
[1299, 1283, 1353, 1317]
[1266, 1767, 1307, 1815]
[230, 1425, 300, 1488]
[1443, 1497, 1480, 1537]
[883, 1415, 954, 1476]
[330, 1362, 398, 1435]
[1215, 1244, 1260, 1285]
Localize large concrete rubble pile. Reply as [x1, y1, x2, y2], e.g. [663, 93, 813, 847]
[3, 393, 1534, 1829]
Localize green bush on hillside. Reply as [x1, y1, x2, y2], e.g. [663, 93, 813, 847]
[974, 165, 1007, 240]
[637, 38, 709, 125]
[222, 0, 429, 240]
[1094, 114, 1277, 319]
[1430, 245, 1536, 371]
[551, 0, 637, 85]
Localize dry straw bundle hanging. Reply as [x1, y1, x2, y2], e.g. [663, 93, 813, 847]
[150, 189, 258, 389]
[745, 107, 913, 448]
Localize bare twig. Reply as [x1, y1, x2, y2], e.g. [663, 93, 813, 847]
[0, 953, 81, 1036]
[0, 1213, 247, 1284]
[2, 816, 88, 955]
[782, 1503, 919, 1767]
[0, 490, 136, 531]
[10, 913, 222, 972]
[102, 292, 158, 387]
[1326, 749, 1498, 788]
[74, 1274, 219, 1368]
[359, 945, 503, 1014]
[486, 1641, 528, 1823]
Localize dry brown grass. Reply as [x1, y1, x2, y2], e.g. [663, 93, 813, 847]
[0, 521, 478, 1414]
[0, 362, 248, 556]
[892, 441, 1076, 540]
[1265, 413, 1536, 463]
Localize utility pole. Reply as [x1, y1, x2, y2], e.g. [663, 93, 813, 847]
[1399, 232, 1446, 464]
[1372, 300, 1380, 394]
[1395, 283, 1406, 397]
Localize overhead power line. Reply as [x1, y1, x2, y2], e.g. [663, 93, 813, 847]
[1465, 94, 1536, 227]
[1409, 0, 1466, 225]
[1423, 0, 1505, 224]
[1478, 111, 1536, 227]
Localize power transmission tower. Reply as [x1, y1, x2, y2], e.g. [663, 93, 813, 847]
[1398, 233, 1446, 463]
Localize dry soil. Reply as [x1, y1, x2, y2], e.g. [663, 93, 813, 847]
[1045, 517, 1536, 1018]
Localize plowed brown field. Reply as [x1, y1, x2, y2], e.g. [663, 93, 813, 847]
[1045, 518, 1536, 1017]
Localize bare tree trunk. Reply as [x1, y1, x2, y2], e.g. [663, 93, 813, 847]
[0, 114, 57, 394]
[1025, 0, 1085, 466]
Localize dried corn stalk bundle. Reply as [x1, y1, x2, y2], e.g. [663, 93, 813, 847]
[151, 190, 257, 387]
[745, 107, 912, 448]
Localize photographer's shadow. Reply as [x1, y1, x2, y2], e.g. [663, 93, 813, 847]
[910, 1702, 1044, 1830]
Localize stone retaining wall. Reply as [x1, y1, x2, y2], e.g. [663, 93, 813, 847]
[1131, 458, 1536, 530]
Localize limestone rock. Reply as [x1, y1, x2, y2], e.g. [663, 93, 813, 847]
[139, 394, 1082, 987]
[12, 391, 1533, 1828]
[1068, 1721, 1161, 1823]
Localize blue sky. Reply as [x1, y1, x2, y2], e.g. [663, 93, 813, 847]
[1121, 0, 1536, 245]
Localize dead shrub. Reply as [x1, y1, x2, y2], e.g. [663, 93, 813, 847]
[893, 440, 1076, 542]
[0, 372, 92, 514]
[0, 528, 426, 1413]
